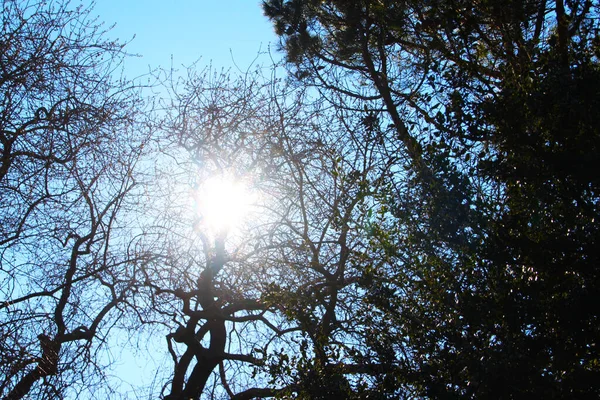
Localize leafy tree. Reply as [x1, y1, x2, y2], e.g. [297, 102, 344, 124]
[0, 1, 151, 398]
[262, 0, 600, 398]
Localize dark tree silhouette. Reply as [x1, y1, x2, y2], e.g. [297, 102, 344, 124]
[261, 0, 600, 397]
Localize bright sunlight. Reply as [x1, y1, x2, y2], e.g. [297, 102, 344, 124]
[192, 174, 256, 235]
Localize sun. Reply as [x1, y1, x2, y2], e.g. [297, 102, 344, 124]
[193, 174, 255, 235]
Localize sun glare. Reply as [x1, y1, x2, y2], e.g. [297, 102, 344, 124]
[193, 175, 255, 234]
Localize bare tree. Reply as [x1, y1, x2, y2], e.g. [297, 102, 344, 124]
[132, 62, 405, 399]
[0, 1, 152, 398]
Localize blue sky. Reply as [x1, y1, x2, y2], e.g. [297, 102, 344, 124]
[94, 0, 280, 77]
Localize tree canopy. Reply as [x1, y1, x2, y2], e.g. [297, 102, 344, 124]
[1, 0, 599, 399]
[261, 0, 600, 397]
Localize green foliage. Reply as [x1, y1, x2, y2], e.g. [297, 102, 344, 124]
[264, 0, 600, 398]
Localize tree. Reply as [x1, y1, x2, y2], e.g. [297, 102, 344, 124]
[262, 0, 600, 397]
[0, 1, 151, 398]
[4, 0, 597, 398]
[124, 62, 411, 399]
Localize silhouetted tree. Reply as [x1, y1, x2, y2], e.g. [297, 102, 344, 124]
[262, 0, 600, 397]
[0, 1, 151, 398]
[127, 63, 407, 399]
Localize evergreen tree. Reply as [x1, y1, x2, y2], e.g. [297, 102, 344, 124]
[263, 0, 600, 397]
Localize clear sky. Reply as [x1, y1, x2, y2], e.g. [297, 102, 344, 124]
[94, 0, 281, 77]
